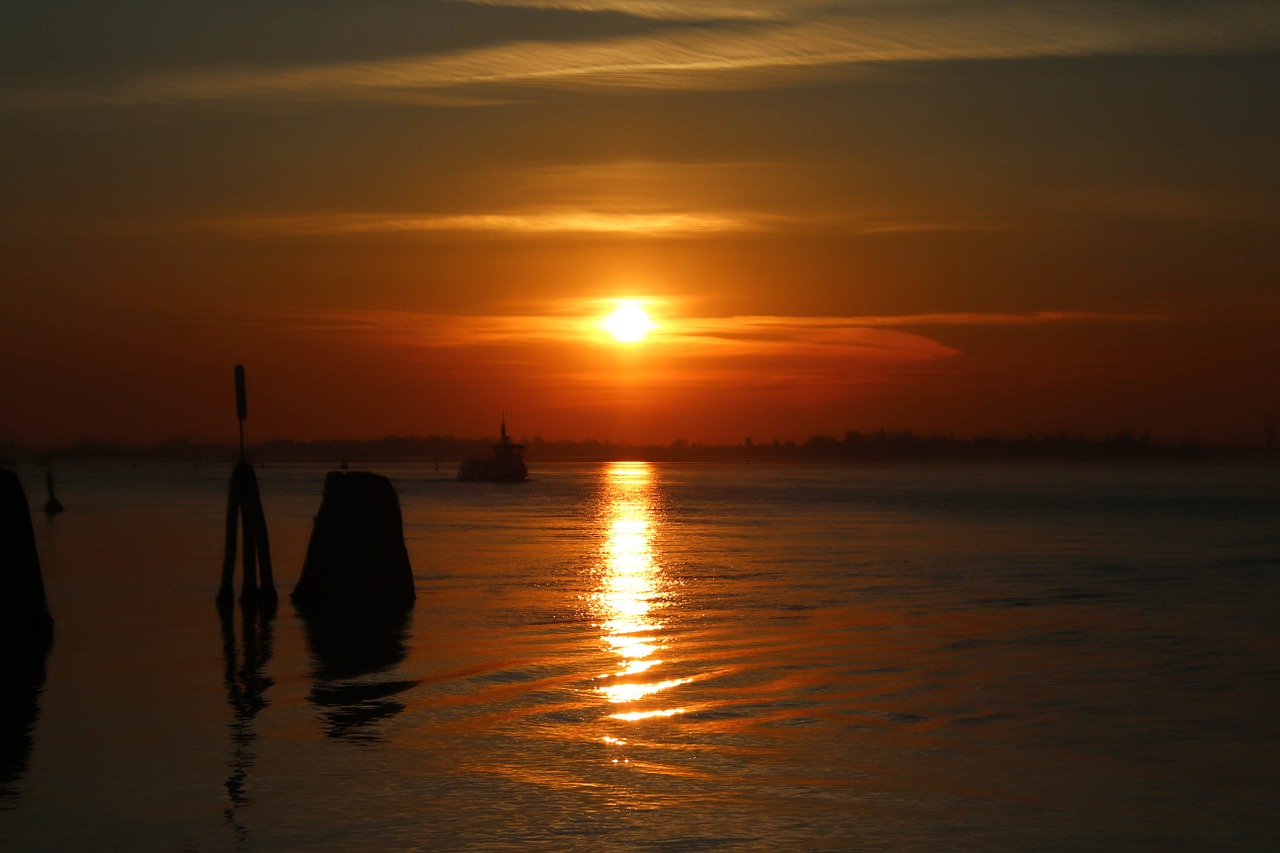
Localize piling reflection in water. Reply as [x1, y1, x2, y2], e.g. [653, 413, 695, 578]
[219, 598, 275, 838]
[297, 601, 417, 741]
[591, 462, 689, 733]
[0, 640, 50, 807]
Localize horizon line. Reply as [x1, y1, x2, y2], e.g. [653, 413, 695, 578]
[5, 428, 1273, 458]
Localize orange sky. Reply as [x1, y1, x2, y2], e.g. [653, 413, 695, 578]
[2, 2, 1278, 447]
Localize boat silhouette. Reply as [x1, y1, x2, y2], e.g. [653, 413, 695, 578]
[458, 417, 528, 482]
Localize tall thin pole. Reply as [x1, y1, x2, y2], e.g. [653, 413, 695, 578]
[234, 365, 247, 463]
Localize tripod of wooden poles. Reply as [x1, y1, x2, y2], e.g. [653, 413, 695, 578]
[217, 460, 276, 607]
[217, 365, 276, 608]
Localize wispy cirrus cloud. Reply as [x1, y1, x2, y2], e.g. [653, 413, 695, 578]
[270, 307, 963, 389]
[120, 207, 1006, 240]
[274, 306, 1167, 350]
[449, 0, 841, 22]
[114, 153, 997, 239]
[154, 209, 761, 238]
[258, 305, 1183, 404]
[4, 1, 1276, 109]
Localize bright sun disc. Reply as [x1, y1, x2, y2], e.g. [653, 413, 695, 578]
[603, 302, 655, 343]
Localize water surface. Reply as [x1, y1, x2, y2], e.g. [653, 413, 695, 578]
[2, 460, 1277, 850]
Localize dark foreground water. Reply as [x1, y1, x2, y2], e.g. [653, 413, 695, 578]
[2, 460, 1278, 851]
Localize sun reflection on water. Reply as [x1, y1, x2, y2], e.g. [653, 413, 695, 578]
[591, 462, 688, 730]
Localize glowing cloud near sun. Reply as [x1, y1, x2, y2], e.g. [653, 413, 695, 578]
[602, 301, 656, 343]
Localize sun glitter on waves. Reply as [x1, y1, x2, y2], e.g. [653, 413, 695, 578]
[602, 301, 656, 343]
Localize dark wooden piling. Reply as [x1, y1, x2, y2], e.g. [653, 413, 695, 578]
[0, 469, 53, 646]
[292, 470, 414, 609]
[1, 469, 53, 798]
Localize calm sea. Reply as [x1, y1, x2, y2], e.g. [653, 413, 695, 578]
[2, 460, 1278, 851]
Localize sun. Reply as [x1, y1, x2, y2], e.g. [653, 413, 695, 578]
[602, 301, 656, 343]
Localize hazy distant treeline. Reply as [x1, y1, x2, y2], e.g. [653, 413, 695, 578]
[3, 429, 1247, 465]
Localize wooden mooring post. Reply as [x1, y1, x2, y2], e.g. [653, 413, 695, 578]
[0, 468, 53, 646]
[217, 365, 276, 608]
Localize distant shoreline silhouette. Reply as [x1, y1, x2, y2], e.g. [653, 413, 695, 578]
[5, 429, 1272, 466]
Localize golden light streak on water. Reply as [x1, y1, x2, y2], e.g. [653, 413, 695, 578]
[599, 677, 692, 704]
[618, 658, 661, 676]
[602, 634, 659, 662]
[592, 461, 689, 727]
[609, 708, 687, 722]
